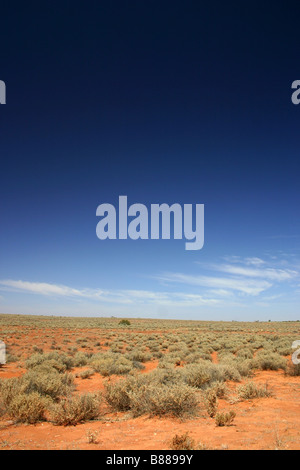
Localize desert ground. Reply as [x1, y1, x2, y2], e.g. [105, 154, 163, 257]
[0, 314, 299, 450]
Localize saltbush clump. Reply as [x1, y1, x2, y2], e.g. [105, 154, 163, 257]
[128, 382, 198, 418]
[237, 381, 272, 399]
[170, 432, 196, 450]
[90, 353, 134, 376]
[6, 392, 47, 424]
[105, 372, 199, 418]
[49, 393, 101, 426]
[252, 352, 287, 371]
[215, 410, 236, 427]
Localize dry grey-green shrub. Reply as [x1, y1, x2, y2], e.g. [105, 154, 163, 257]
[181, 363, 218, 389]
[285, 362, 300, 377]
[90, 353, 133, 376]
[0, 378, 24, 409]
[79, 369, 95, 379]
[148, 367, 181, 385]
[6, 392, 47, 424]
[49, 393, 101, 426]
[203, 389, 218, 417]
[170, 432, 196, 450]
[0, 368, 74, 407]
[159, 359, 242, 391]
[237, 381, 272, 399]
[215, 410, 236, 426]
[105, 370, 198, 418]
[185, 352, 212, 364]
[212, 362, 242, 382]
[218, 351, 235, 362]
[207, 381, 228, 398]
[105, 376, 139, 411]
[217, 352, 252, 378]
[234, 359, 254, 377]
[128, 382, 198, 418]
[158, 353, 183, 367]
[252, 352, 287, 371]
[126, 350, 152, 363]
[86, 429, 99, 444]
[236, 347, 254, 359]
[21, 368, 74, 401]
[26, 351, 74, 371]
[73, 351, 89, 367]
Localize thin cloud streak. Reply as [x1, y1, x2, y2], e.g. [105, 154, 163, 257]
[159, 255, 299, 301]
[0, 279, 219, 307]
[215, 264, 297, 281]
[158, 273, 272, 296]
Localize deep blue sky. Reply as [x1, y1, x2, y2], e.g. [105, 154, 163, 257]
[0, 1, 299, 320]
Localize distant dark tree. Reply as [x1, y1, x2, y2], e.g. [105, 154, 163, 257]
[119, 319, 131, 326]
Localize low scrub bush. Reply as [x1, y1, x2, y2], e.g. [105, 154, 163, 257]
[182, 363, 215, 389]
[252, 352, 287, 371]
[105, 373, 198, 418]
[237, 381, 272, 399]
[0, 377, 25, 409]
[6, 392, 47, 424]
[73, 352, 89, 367]
[285, 362, 300, 377]
[170, 432, 196, 450]
[49, 393, 101, 426]
[79, 369, 95, 379]
[21, 369, 74, 401]
[105, 376, 136, 411]
[215, 410, 236, 427]
[0, 369, 74, 408]
[203, 389, 218, 418]
[126, 350, 152, 363]
[26, 352, 74, 371]
[181, 361, 241, 390]
[129, 382, 198, 418]
[90, 353, 133, 376]
[207, 381, 228, 398]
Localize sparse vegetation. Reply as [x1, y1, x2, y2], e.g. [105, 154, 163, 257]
[49, 393, 101, 426]
[119, 320, 131, 326]
[0, 314, 299, 449]
[5, 392, 47, 424]
[105, 372, 199, 418]
[237, 381, 273, 399]
[203, 389, 218, 418]
[215, 410, 236, 427]
[170, 432, 196, 450]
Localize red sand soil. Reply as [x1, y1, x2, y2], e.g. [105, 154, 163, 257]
[0, 327, 299, 450]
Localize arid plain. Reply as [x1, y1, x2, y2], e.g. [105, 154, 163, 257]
[0, 314, 299, 450]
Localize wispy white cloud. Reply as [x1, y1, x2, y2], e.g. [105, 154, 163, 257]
[0, 279, 219, 307]
[220, 256, 266, 266]
[160, 254, 300, 301]
[0, 279, 106, 299]
[1, 254, 298, 312]
[244, 257, 266, 266]
[158, 272, 272, 296]
[215, 264, 297, 281]
[208, 289, 234, 298]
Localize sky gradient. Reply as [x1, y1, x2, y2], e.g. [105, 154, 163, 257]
[0, 1, 299, 320]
